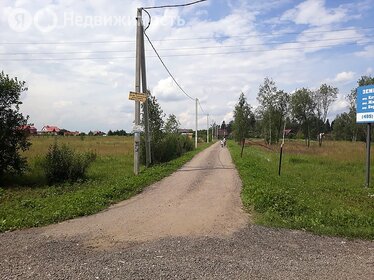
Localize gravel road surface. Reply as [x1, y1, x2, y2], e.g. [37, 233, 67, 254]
[1, 142, 373, 279]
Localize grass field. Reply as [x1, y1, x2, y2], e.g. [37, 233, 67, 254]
[229, 139, 374, 239]
[0, 136, 211, 232]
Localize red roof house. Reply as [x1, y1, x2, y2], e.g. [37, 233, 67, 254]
[41, 125, 60, 135]
[19, 125, 37, 135]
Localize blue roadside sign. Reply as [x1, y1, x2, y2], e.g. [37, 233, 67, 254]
[356, 84, 374, 123]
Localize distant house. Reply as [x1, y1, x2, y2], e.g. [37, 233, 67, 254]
[218, 128, 228, 139]
[178, 128, 193, 139]
[41, 125, 60, 135]
[19, 125, 37, 135]
[93, 131, 106, 136]
[284, 129, 292, 136]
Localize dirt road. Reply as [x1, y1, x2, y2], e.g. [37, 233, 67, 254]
[42, 141, 248, 246]
[1, 142, 373, 279]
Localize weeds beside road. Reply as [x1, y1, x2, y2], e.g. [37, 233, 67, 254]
[228, 140, 374, 239]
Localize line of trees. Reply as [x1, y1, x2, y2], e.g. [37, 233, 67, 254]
[232, 75, 374, 144]
[140, 95, 193, 164]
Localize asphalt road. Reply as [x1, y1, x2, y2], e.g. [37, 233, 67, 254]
[1, 142, 373, 279]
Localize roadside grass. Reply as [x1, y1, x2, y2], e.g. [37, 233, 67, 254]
[228, 140, 374, 239]
[0, 136, 211, 232]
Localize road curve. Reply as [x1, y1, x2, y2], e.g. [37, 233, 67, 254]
[0, 142, 373, 279]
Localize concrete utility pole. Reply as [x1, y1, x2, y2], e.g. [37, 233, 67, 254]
[133, 8, 151, 174]
[211, 121, 214, 140]
[133, 8, 142, 175]
[195, 98, 198, 149]
[206, 114, 209, 143]
[139, 12, 151, 167]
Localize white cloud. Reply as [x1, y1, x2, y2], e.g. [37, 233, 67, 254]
[152, 77, 186, 102]
[281, 0, 347, 26]
[355, 45, 374, 58]
[53, 100, 73, 109]
[333, 71, 355, 83]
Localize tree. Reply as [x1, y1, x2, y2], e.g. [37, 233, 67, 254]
[274, 89, 290, 143]
[315, 84, 338, 125]
[257, 77, 277, 144]
[257, 78, 290, 144]
[0, 71, 30, 176]
[333, 112, 356, 141]
[226, 120, 234, 135]
[141, 95, 165, 163]
[324, 119, 332, 133]
[164, 114, 180, 134]
[291, 88, 316, 147]
[233, 92, 255, 142]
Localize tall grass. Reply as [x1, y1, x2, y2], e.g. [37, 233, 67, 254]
[229, 140, 374, 239]
[23, 135, 133, 158]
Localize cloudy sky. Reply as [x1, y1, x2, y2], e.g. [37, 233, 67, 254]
[1, 0, 374, 132]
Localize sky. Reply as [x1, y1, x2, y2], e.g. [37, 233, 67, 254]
[1, 0, 374, 133]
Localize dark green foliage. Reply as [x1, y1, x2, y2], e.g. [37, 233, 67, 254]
[43, 143, 96, 184]
[0, 71, 30, 176]
[140, 95, 193, 164]
[142, 134, 194, 164]
[164, 114, 180, 134]
[256, 78, 290, 144]
[233, 93, 255, 142]
[107, 129, 127, 136]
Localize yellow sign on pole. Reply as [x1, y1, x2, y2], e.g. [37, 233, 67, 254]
[129, 91, 147, 103]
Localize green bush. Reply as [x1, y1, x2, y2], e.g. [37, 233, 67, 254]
[141, 134, 194, 164]
[42, 143, 96, 185]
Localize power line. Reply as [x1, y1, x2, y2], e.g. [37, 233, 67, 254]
[142, 0, 207, 10]
[151, 26, 374, 41]
[2, 26, 373, 45]
[2, 35, 371, 56]
[0, 41, 373, 61]
[198, 100, 206, 114]
[143, 31, 195, 101]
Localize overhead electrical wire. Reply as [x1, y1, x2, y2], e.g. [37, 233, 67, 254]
[1, 35, 372, 56]
[1, 26, 373, 45]
[1, 41, 373, 61]
[143, 31, 195, 101]
[142, 0, 207, 10]
[141, 0, 208, 112]
[198, 100, 206, 115]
